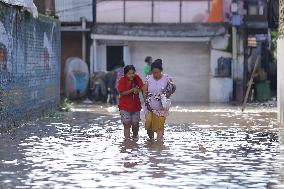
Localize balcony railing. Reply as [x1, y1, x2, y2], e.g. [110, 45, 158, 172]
[96, 0, 229, 24]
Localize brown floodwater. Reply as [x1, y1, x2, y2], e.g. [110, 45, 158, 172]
[0, 104, 283, 189]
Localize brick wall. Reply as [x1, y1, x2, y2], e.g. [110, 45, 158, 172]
[0, 2, 61, 131]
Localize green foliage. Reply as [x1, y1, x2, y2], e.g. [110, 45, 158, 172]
[59, 98, 73, 112]
[271, 31, 278, 62]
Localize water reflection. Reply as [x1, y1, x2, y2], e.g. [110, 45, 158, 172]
[0, 106, 282, 189]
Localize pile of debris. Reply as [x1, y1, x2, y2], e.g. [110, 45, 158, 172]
[247, 97, 277, 108]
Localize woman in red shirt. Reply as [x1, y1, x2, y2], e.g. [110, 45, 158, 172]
[117, 65, 145, 139]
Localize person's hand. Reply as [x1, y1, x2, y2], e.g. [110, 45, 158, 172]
[133, 87, 139, 94]
[166, 92, 172, 98]
[145, 101, 152, 112]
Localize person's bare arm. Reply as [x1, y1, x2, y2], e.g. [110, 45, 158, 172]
[143, 83, 152, 112]
[141, 85, 146, 102]
[120, 88, 136, 96]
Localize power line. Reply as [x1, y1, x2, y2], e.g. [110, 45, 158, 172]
[55, 3, 93, 13]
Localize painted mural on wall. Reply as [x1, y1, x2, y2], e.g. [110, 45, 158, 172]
[0, 21, 12, 72]
[0, 2, 61, 127]
[64, 57, 90, 99]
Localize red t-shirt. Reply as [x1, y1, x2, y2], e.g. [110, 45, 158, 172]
[118, 75, 144, 112]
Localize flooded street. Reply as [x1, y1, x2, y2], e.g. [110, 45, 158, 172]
[0, 103, 283, 189]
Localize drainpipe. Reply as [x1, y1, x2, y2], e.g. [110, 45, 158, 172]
[81, 17, 87, 63]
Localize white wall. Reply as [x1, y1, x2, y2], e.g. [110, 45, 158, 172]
[126, 1, 152, 23]
[210, 78, 233, 102]
[55, 0, 93, 22]
[96, 1, 124, 23]
[209, 50, 233, 103]
[128, 41, 210, 102]
[96, 44, 107, 72]
[153, 2, 180, 23]
[182, 1, 209, 23]
[278, 38, 284, 125]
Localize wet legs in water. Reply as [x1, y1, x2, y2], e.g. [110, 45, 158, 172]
[132, 122, 139, 138]
[147, 129, 164, 142]
[123, 123, 131, 139]
[147, 130, 154, 140]
[124, 122, 139, 139]
[157, 129, 164, 142]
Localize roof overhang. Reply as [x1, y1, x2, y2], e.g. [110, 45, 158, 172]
[91, 34, 210, 42]
[92, 23, 228, 42]
[61, 26, 91, 32]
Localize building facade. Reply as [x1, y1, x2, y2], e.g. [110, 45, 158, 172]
[242, 0, 278, 103]
[54, 0, 93, 95]
[91, 0, 236, 103]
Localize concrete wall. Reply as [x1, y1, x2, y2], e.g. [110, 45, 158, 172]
[0, 2, 61, 130]
[278, 38, 284, 125]
[209, 35, 234, 103]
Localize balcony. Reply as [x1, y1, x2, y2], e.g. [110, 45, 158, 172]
[96, 0, 231, 24]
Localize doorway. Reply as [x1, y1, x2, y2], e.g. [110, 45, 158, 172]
[107, 46, 123, 71]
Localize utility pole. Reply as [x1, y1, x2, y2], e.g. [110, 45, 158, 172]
[231, 0, 239, 81]
[90, 0, 97, 78]
[93, 0, 96, 24]
[45, 0, 55, 16]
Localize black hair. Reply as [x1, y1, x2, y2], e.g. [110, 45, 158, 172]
[151, 59, 163, 71]
[124, 65, 136, 75]
[144, 56, 152, 64]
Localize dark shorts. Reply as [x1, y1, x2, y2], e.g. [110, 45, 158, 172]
[120, 110, 140, 124]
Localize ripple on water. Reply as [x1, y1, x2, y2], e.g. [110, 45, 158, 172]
[0, 110, 282, 189]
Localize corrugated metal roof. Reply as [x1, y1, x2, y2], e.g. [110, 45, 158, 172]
[55, 0, 93, 23]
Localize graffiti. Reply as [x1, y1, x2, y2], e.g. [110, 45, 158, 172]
[0, 2, 61, 129]
[0, 21, 12, 72]
[43, 32, 52, 71]
[0, 43, 7, 71]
